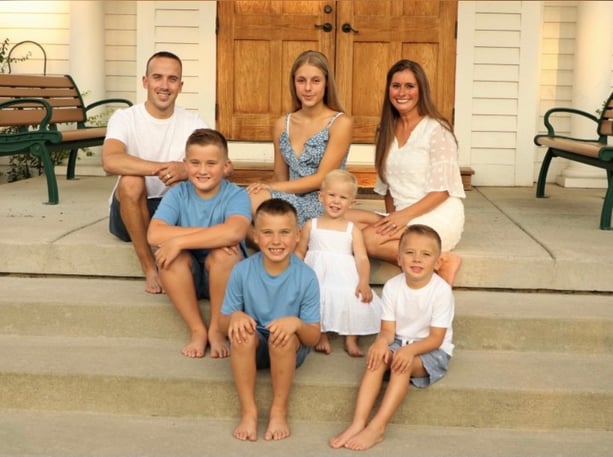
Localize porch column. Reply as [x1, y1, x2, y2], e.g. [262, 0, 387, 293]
[68, 1, 106, 175]
[556, 1, 613, 188]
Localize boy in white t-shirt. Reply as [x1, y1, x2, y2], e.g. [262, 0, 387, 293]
[330, 224, 454, 451]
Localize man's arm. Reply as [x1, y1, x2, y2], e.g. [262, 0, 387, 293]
[102, 138, 188, 183]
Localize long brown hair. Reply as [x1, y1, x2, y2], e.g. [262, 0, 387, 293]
[289, 50, 344, 113]
[375, 60, 454, 184]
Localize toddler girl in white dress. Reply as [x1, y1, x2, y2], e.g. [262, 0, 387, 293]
[296, 170, 382, 356]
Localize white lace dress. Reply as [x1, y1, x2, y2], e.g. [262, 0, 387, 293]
[374, 116, 466, 251]
[304, 219, 382, 335]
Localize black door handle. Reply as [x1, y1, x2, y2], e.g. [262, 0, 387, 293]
[341, 23, 359, 34]
[315, 22, 333, 33]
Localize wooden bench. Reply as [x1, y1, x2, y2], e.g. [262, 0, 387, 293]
[0, 74, 132, 204]
[534, 91, 613, 230]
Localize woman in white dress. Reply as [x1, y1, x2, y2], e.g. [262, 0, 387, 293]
[347, 59, 465, 285]
[296, 170, 382, 357]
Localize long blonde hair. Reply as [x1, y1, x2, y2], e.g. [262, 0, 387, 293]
[289, 50, 344, 113]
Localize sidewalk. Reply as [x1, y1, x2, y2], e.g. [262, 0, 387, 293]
[1, 174, 612, 291]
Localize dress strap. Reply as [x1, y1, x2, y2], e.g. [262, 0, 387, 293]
[312, 218, 319, 229]
[326, 111, 344, 128]
[346, 221, 353, 233]
[285, 113, 292, 135]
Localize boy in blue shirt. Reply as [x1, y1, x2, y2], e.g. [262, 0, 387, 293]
[221, 199, 321, 442]
[147, 129, 251, 359]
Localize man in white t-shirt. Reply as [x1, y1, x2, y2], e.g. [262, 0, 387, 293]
[102, 51, 207, 295]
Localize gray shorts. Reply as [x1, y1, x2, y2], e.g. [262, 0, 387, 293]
[388, 339, 451, 388]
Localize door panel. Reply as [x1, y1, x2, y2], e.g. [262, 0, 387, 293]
[335, 0, 457, 142]
[217, 1, 334, 141]
[217, 0, 457, 143]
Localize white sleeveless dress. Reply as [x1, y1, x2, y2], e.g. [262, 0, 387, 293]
[304, 219, 382, 335]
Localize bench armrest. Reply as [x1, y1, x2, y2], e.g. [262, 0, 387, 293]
[79, 98, 133, 128]
[0, 97, 54, 131]
[542, 107, 604, 142]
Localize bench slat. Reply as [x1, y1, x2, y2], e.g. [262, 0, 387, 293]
[0, 74, 77, 89]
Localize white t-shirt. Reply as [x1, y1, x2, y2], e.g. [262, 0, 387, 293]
[381, 272, 455, 356]
[105, 103, 208, 200]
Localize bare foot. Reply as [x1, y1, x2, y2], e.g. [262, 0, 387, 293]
[264, 411, 290, 441]
[329, 422, 364, 449]
[181, 329, 207, 358]
[437, 252, 462, 286]
[208, 328, 230, 359]
[233, 413, 258, 441]
[344, 424, 384, 451]
[315, 333, 331, 354]
[344, 336, 364, 357]
[144, 269, 163, 294]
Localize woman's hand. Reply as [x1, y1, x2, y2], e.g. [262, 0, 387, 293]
[246, 182, 271, 194]
[373, 212, 406, 236]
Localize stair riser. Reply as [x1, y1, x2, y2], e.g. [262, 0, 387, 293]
[2, 303, 611, 353]
[1, 373, 610, 431]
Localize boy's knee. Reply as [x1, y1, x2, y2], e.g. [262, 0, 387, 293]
[206, 247, 242, 270]
[268, 335, 300, 358]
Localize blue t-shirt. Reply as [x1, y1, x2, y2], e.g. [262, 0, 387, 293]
[222, 252, 320, 327]
[153, 179, 252, 256]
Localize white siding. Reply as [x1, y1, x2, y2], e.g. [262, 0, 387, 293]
[456, 1, 541, 186]
[0, 1, 70, 75]
[135, 1, 217, 127]
[104, 1, 137, 102]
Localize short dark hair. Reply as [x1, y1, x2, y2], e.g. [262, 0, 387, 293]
[254, 198, 298, 224]
[146, 51, 182, 75]
[399, 224, 442, 252]
[185, 128, 228, 158]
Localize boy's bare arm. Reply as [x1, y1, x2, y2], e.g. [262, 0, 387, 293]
[401, 326, 447, 357]
[266, 317, 321, 348]
[147, 214, 250, 249]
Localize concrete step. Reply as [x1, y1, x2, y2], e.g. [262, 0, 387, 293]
[2, 176, 613, 291]
[1, 334, 611, 430]
[2, 409, 612, 457]
[2, 276, 611, 353]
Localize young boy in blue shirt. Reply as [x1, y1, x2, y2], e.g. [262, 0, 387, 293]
[220, 199, 321, 442]
[147, 128, 251, 359]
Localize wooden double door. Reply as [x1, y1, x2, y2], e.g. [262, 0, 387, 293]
[217, 0, 457, 143]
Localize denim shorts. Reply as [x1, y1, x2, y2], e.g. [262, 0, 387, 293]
[388, 339, 451, 388]
[109, 193, 161, 241]
[254, 326, 311, 370]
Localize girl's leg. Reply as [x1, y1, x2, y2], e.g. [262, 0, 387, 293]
[329, 362, 388, 448]
[344, 335, 364, 357]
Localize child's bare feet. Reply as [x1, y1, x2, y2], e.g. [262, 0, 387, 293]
[437, 252, 462, 286]
[181, 329, 207, 358]
[315, 332, 331, 354]
[233, 413, 258, 441]
[208, 327, 230, 358]
[344, 423, 385, 451]
[264, 410, 290, 441]
[144, 269, 163, 294]
[344, 335, 364, 357]
[329, 422, 364, 449]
